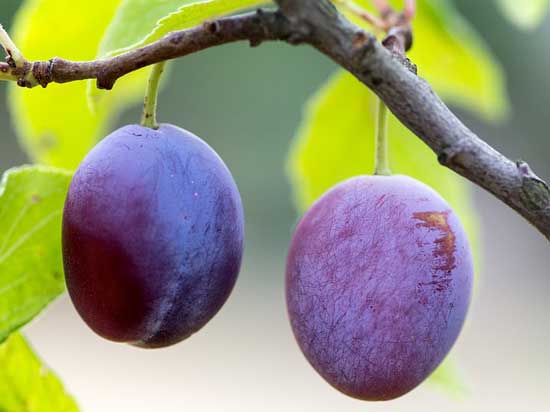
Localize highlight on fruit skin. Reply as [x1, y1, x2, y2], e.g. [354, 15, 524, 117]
[286, 175, 473, 401]
[62, 123, 244, 349]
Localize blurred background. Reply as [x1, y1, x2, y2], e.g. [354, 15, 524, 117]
[0, 0, 549, 411]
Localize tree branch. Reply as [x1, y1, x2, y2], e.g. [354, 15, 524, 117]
[0, 1, 548, 240]
[0, 11, 295, 89]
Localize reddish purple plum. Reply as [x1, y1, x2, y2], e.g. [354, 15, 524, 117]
[63, 124, 244, 348]
[286, 175, 473, 400]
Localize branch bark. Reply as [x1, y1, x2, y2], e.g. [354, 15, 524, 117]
[1, 1, 549, 240]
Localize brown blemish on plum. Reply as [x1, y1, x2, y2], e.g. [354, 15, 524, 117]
[413, 211, 457, 291]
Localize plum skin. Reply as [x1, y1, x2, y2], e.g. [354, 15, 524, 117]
[286, 175, 473, 400]
[62, 124, 244, 348]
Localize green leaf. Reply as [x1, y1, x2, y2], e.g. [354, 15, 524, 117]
[88, 0, 267, 136]
[98, 0, 268, 58]
[7, 0, 141, 169]
[289, 72, 479, 236]
[412, 0, 509, 120]
[348, 0, 509, 121]
[88, 0, 267, 107]
[497, 0, 549, 30]
[428, 357, 467, 398]
[288, 71, 479, 394]
[0, 333, 78, 412]
[0, 166, 72, 344]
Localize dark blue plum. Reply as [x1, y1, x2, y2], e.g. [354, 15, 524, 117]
[62, 124, 244, 348]
[286, 175, 473, 400]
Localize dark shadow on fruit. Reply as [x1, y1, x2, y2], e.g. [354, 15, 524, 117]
[62, 228, 150, 343]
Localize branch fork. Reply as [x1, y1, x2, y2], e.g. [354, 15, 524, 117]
[0, 24, 36, 87]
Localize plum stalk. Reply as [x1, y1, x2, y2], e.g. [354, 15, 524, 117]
[141, 62, 166, 129]
[374, 99, 391, 176]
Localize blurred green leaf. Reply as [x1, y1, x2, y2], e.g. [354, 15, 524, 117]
[428, 357, 468, 398]
[348, 0, 509, 120]
[89, 0, 267, 138]
[0, 166, 72, 344]
[497, 0, 549, 30]
[0, 333, 78, 412]
[98, 0, 187, 57]
[289, 72, 478, 226]
[288, 71, 479, 394]
[7, 0, 147, 170]
[411, 0, 509, 120]
[8, 0, 119, 169]
[98, 0, 268, 58]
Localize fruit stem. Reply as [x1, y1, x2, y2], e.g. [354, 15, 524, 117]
[141, 62, 166, 129]
[374, 98, 391, 176]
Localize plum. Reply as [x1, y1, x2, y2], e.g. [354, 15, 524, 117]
[62, 124, 244, 348]
[286, 175, 473, 400]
